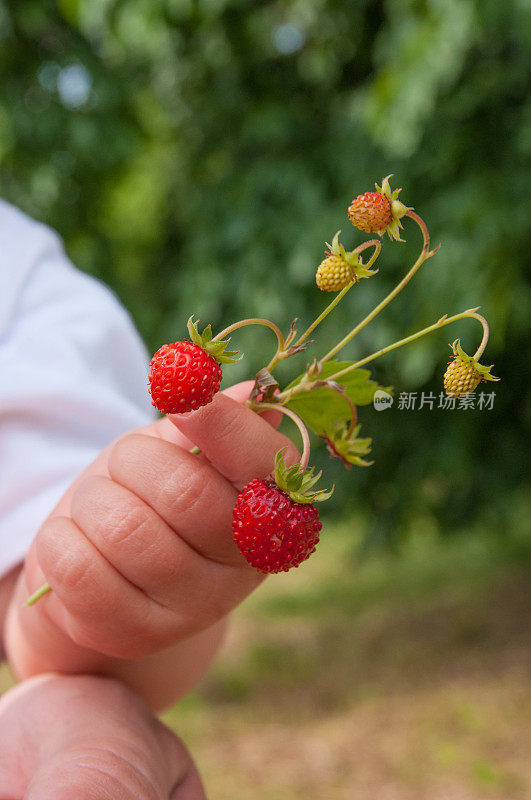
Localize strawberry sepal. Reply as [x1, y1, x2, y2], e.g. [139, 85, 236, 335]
[375, 175, 413, 242]
[187, 316, 242, 364]
[273, 449, 333, 504]
[321, 422, 373, 469]
[327, 231, 379, 280]
[450, 339, 499, 382]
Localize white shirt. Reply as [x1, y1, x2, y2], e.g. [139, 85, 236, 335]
[0, 200, 155, 577]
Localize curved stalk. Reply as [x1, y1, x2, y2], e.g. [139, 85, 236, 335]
[325, 308, 489, 383]
[276, 308, 490, 404]
[319, 211, 439, 365]
[355, 237, 383, 265]
[294, 239, 382, 349]
[344, 393, 358, 438]
[213, 317, 289, 375]
[213, 318, 285, 352]
[471, 311, 490, 360]
[249, 401, 311, 470]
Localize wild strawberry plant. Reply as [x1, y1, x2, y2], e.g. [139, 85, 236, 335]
[26, 176, 500, 599]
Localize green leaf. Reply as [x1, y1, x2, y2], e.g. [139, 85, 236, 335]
[284, 361, 392, 436]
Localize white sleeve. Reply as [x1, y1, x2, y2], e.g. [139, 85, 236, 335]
[0, 200, 156, 577]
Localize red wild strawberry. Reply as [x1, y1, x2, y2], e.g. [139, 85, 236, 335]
[148, 316, 241, 414]
[232, 451, 332, 573]
[149, 341, 222, 414]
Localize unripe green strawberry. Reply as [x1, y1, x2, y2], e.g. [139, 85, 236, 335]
[443, 339, 499, 398]
[443, 357, 481, 397]
[316, 254, 356, 292]
[315, 231, 377, 292]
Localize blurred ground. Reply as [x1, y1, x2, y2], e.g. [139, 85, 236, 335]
[163, 522, 530, 800]
[1, 521, 529, 799]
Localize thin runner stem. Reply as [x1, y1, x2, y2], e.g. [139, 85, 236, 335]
[249, 401, 311, 470]
[24, 582, 51, 607]
[294, 239, 382, 348]
[319, 211, 438, 365]
[326, 308, 489, 383]
[213, 318, 285, 351]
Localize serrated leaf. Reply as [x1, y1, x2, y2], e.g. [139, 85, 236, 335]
[284, 360, 392, 436]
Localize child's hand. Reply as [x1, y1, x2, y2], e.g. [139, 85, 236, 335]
[0, 674, 206, 799]
[19, 383, 298, 660]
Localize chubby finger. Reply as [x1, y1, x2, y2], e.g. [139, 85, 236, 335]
[219, 380, 282, 428]
[33, 508, 259, 655]
[168, 392, 299, 487]
[35, 516, 178, 657]
[142, 379, 281, 447]
[70, 474, 217, 597]
[107, 434, 243, 565]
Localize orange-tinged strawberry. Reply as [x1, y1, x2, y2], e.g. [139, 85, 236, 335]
[348, 191, 392, 235]
[348, 175, 412, 241]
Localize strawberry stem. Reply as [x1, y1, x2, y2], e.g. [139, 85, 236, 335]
[343, 392, 358, 438]
[322, 307, 491, 383]
[24, 582, 51, 607]
[471, 311, 490, 360]
[317, 211, 439, 366]
[249, 401, 311, 470]
[406, 210, 431, 252]
[212, 318, 292, 374]
[213, 318, 285, 351]
[293, 238, 382, 349]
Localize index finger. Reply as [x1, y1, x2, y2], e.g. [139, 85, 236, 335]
[138, 380, 282, 448]
[169, 392, 300, 487]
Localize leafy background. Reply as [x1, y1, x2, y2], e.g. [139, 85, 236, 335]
[1, 0, 529, 546]
[1, 1, 530, 797]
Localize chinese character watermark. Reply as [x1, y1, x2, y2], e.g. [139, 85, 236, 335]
[391, 391, 496, 411]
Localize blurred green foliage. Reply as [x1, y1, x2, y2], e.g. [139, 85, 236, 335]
[1, 0, 529, 546]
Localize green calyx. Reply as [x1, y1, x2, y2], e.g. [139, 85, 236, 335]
[273, 449, 334, 504]
[187, 316, 242, 364]
[450, 339, 499, 382]
[322, 422, 373, 469]
[376, 175, 413, 242]
[328, 231, 378, 280]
